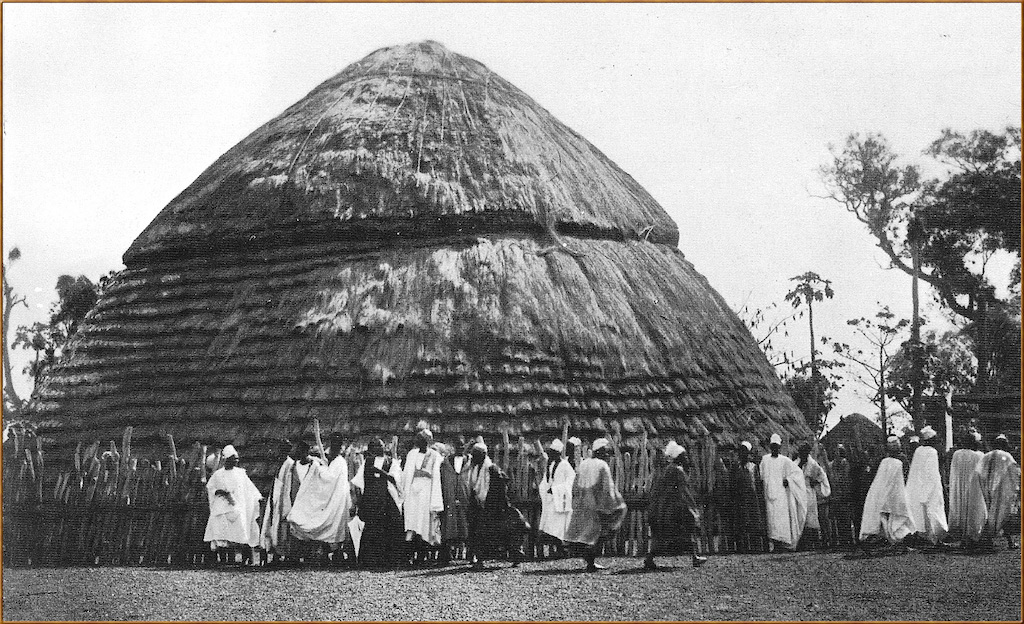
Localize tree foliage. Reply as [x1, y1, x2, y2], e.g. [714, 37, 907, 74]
[821, 127, 1020, 321]
[888, 329, 975, 411]
[11, 272, 106, 399]
[831, 305, 909, 433]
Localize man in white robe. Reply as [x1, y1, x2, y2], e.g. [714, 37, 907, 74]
[288, 432, 352, 558]
[797, 443, 831, 548]
[965, 434, 1021, 549]
[538, 438, 575, 547]
[261, 441, 315, 562]
[204, 445, 263, 564]
[947, 431, 985, 541]
[905, 425, 948, 544]
[860, 435, 916, 545]
[759, 433, 807, 551]
[401, 428, 444, 557]
[565, 438, 627, 572]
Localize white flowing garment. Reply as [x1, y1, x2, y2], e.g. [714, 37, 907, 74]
[204, 466, 263, 548]
[759, 453, 808, 549]
[965, 449, 1021, 541]
[287, 455, 352, 545]
[801, 456, 831, 530]
[401, 447, 444, 544]
[905, 446, 948, 544]
[859, 456, 916, 543]
[947, 448, 985, 538]
[538, 458, 575, 541]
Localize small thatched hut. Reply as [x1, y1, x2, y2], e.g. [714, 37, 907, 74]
[820, 413, 887, 455]
[33, 41, 809, 480]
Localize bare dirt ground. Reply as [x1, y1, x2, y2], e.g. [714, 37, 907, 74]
[3, 548, 1020, 621]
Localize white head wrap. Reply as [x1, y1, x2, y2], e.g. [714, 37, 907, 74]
[222, 445, 239, 460]
[995, 433, 1008, 442]
[549, 439, 564, 452]
[740, 440, 752, 451]
[920, 426, 937, 441]
[472, 440, 488, 452]
[909, 435, 920, 444]
[591, 438, 610, 452]
[971, 431, 982, 442]
[664, 440, 685, 460]
[769, 433, 782, 446]
[568, 436, 582, 446]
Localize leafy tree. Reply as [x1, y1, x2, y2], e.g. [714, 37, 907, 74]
[888, 329, 975, 414]
[783, 272, 837, 430]
[820, 127, 1021, 393]
[50, 274, 98, 341]
[831, 305, 910, 434]
[12, 273, 104, 399]
[783, 359, 844, 436]
[12, 322, 59, 393]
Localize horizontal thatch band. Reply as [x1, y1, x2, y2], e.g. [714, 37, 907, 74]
[37, 234, 807, 480]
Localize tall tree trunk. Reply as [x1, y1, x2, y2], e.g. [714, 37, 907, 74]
[808, 299, 820, 432]
[879, 346, 887, 434]
[911, 238, 924, 430]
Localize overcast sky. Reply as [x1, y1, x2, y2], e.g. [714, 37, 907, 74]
[3, 3, 1021, 431]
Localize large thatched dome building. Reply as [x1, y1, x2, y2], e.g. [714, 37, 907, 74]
[34, 41, 809, 479]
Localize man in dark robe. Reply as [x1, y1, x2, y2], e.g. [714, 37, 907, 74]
[438, 438, 470, 565]
[850, 446, 881, 542]
[350, 438, 405, 568]
[827, 444, 854, 548]
[731, 440, 766, 553]
[465, 440, 527, 569]
[644, 441, 708, 569]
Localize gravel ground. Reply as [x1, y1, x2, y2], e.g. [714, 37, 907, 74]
[3, 549, 1020, 621]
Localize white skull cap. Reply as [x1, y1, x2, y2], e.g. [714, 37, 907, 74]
[740, 441, 752, 451]
[770, 433, 782, 445]
[549, 439, 564, 452]
[222, 445, 239, 460]
[591, 438, 610, 452]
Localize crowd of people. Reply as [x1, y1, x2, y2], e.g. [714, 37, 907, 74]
[202, 423, 1020, 571]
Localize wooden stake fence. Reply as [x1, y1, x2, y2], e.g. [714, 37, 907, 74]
[3, 427, 747, 567]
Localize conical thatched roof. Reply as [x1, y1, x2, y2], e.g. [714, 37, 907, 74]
[820, 413, 886, 451]
[34, 41, 809, 480]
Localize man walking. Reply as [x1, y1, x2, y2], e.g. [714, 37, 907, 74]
[643, 440, 707, 570]
[565, 438, 627, 572]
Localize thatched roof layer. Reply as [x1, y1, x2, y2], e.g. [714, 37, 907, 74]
[35, 41, 809, 481]
[820, 413, 886, 450]
[126, 40, 678, 265]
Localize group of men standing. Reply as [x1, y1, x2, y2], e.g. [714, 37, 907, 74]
[202, 425, 1019, 569]
[856, 428, 1021, 552]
